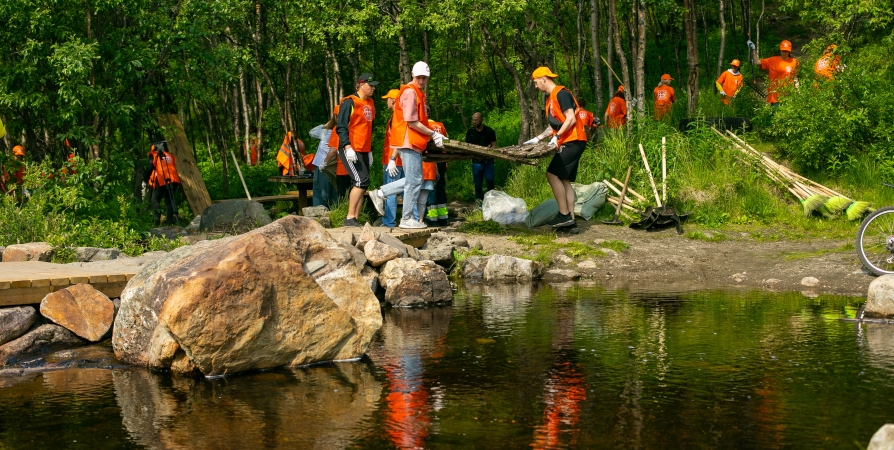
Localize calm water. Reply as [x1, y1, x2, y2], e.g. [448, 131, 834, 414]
[2, 283, 893, 449]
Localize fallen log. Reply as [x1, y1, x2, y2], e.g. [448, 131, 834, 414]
[422, 139, 554, 165]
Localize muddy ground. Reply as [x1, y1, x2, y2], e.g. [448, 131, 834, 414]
[453, 220, 873, 297]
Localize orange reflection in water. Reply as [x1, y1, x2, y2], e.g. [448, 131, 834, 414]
[383, 361, 430, 450]
[531, 361, 588, 449]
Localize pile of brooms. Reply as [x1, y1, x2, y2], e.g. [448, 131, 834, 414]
[712, 127, 872, 220]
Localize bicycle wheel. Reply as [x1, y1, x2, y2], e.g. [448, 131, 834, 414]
[856, 206, 894, 276]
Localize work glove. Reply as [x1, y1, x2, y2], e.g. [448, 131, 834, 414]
[548, 136, 558, 150]
[367, 151, 373, 165]
[747, 40, 755, 50]
[522, 137, 540, 145]
[387, 159, 399, 177]
[431, 131, 445, 148]
[719, 91, 727, 97]
[345, 147, 357, 163]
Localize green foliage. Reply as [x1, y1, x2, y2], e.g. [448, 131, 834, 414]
[457, 218, 504, 234]
[599, 240, 630, 252]
[686, 230, 727, 242]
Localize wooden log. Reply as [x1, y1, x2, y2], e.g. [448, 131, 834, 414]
[610, 178, 646, 201]
[602, 180, 637, 206]
[159, 114, 213, 216]
[424, 139, 552, 165]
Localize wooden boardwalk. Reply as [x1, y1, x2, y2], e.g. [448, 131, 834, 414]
[0, 262, 136, 307]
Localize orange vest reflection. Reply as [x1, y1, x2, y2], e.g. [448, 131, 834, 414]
[383, 358, 430, 449]
[531, 361, 588, 449]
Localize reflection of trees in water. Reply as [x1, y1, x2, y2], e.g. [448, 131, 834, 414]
[112, 363, 382, 449]
[464, 284, 534, 333]
[863, 324, 894, 376]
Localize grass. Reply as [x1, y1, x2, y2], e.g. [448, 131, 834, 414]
[780, 242, 855, 260]
[598, 240, 629, 252]
[686, 230, 727, 242]
[508, 233, 606, 264]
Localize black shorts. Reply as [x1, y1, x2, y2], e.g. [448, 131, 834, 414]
[546, 140, 587, 182]
[337, 149, 371, 189]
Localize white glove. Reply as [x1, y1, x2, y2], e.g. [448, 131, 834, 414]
[719, 91, 727, 96]
[345, 147, 357, 163]
[522, 137, 540, 145]
[747, 40, 755, 50]
[431, 131, 445, 148]
[387, 159, 399, 177]
[548, 136, 558, 149]
[367, 151, 373, 165]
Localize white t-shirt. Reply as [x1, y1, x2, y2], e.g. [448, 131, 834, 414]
[309, 124, 332, 167]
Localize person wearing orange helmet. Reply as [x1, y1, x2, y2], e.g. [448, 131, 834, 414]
[146, 141, 181, 225]
[715, 59, 744, 105]
[814, 45, 842, 80]
[604, 86, 628, 129]
[653, 74, 676, 120]
[749, 39, 800, 105]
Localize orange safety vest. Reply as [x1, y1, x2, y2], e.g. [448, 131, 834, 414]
[276, 132, 305, 176]
[382, 113, 403, 167]
[148, 148, 180, 188]
[336, 95, 375, 153]
[653, 85, 676, 119]
[545, 86, 586, 146]
[392, 84, 430, 152]
[576, 109, 595, 129]
[422, 162, 438, 181]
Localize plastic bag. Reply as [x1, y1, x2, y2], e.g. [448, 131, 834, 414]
[572, 182, 608, 220]
[525, 198, 558, 227]
[482, 190, 528, 225]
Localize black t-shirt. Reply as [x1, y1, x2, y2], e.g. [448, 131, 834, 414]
[547, 89, 577, 131]
[465, 125, 497, 148]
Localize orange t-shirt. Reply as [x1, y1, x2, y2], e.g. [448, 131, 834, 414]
[814, 55, 840, 80]
[716, 70, 743, 104]
[760, 56, 799, 103]
[576, 109, 595, 129]
[653, 86, 676, 119]
[605, 97, 627, 129]
[381, 114, 403, 167]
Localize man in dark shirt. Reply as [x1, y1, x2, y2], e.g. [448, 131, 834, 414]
[464, 112, 498, 202]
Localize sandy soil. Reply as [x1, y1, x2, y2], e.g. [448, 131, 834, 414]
[454, 220, 873, 297]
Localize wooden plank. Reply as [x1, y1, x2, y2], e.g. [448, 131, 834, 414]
[92, 281, 128, 299]
[107, 274, 126, 283]
[50, 277, 72, 287]
[86, 275, 107, 284]
[158, 114, 212, 216]
[0, 286, 52, 306]
[11, 280, 31, 289]
[0, 281, 9, 290]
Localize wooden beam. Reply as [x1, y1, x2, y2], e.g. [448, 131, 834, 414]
[158, 114, 213, 216]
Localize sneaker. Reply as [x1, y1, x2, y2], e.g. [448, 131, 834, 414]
[343, 218, 361, 227]
[548, 213, 575, 228]
[368, 190, 385, 216]
[399, 218, 427, 229]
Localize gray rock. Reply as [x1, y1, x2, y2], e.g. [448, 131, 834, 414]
[425, 232, 469, 249]
[405, 244, 424, 261]
[577, 259, 598, 269]
[460, 255, 491, 280]
[198, 199, 272, 233]
[149, 226, 188, 240]
[340, 243, 368, 270]
[420, 245, 455, 267]
[377, 234, 409, 258]
[379, 258, 452, 307]
[866, 275, 894, 318]
[357, 223, 379, 250]
[185, 215, 202, 231]
[553, 254, 574, 265]
[66, 251, 167, 272]
[302, 206, 330, 218]
[483, 255, 544, 283]
[2, 242, 54, 262]
[543, 269, 581, 282]
[868, 424, 894, 450]
[179, 234, 209, 245]
[74, 247, 121, 262]
[0, 307, 37, 346]
[420, 232, 466, 267]
[0, 324, 85, 366]
[800, 276, 820, 287]
[364, 240, 400, 267]
[319, 217, 332, 228]
[360, 266, 379, 295]
[337, 232, 356, 246]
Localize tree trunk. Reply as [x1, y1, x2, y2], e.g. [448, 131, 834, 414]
[590, 0, 605, 113]
[605, 0, 616, 94]
[717, 0, 727, 77]
[756, 0, 765, 57]
[240, 69, 251, 163]
[482, 25, 535, 143]
[609, 0, 632, 117]
[255, 76, 264, 162]
[398, 31, 411, 82]
[197, 99, 214, 166]
[683, 0, 700, 114]
[634, 0, 646, 116]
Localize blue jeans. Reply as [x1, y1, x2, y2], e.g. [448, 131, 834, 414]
[472, 159, 495, 200]
[382, 164, 405, 227]
[312, 166, 337, 208]
[398, 149, 424, 222]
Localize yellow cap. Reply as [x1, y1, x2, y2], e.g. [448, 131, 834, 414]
[381, 89, 400, 100]
[531, 66, 559, 79]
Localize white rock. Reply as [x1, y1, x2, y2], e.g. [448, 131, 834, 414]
[866, 275, 894, 317]
[800, 276, 820, 287]
[577, 259, 598, 270]
[867, 423, 894, 450]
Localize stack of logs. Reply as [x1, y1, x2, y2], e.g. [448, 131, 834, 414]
[423, 140, 555, 166]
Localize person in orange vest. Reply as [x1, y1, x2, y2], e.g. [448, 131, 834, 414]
[604, 86, 628, 129]
[575, 99, 598, 141]
[335, 73, 379, 227]
[248, 128, 259, 166]
[276, 131, 305, 176]
[715, 59, 743, 105]
[379, 89, 404, 227]
[814, 45, 842, 80]
[425, 119, 449, 226]
[367, 61, 445, 229]
[147, 141, 181, 225]
[523, 66, 588, 229]
[1, 145, 26, 196]
[750, 39, 800, 105]
[653, 74, 676, 120]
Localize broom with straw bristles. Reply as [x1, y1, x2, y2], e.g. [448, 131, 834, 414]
[711, 128, 872, 220]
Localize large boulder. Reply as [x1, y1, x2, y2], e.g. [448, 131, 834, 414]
[378, 258, 452, 307]
[2, 242, 53, 262]
[868, 424, 894, 450]
[112, 216, 382, 376]
[199, 199, 272, 233]
[0, 324, 85, 366]
[421, 232, 469, 267]
[459, 255, 491, 280]
[74, 247, 121, 262]
[0, 306, 37, 346]
[866, 275, 894, 318]
[483, 255, 544, 283]
[40, 284, 115, 342]
[364, 239, 400, 267]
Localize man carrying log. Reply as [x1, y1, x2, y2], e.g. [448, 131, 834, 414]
[367, 61, 445, 229]
[335, 73, 379, 227]
[523, 66, 588, 228]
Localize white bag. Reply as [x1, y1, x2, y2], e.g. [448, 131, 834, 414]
[482, 190, 528, 225]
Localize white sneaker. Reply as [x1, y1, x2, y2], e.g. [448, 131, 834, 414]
[399, 218, 427, 229]
[368, 190, 385, 216]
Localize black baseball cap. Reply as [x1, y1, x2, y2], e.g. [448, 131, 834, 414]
[358, 73, 380, 86]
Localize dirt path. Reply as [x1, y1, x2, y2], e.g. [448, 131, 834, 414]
[455, 221, 873, 297]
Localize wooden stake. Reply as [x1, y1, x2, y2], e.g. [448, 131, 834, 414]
[661, 136, 667, 202]
[231, 151, 252, 200]
[610, 178, 646, 201]
[638, 143, 662, 207]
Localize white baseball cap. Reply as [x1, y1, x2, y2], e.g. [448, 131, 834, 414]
[412, 61, 430, 77]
